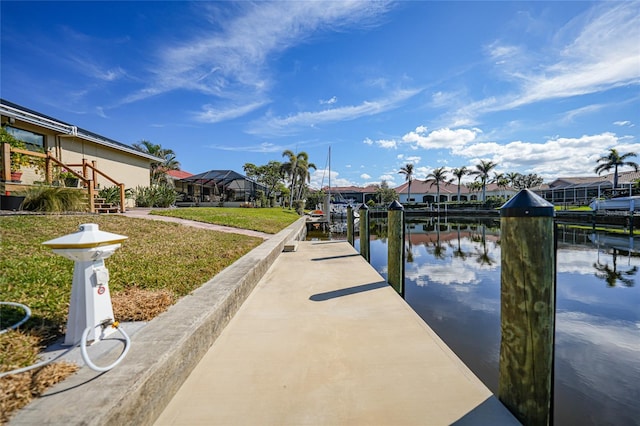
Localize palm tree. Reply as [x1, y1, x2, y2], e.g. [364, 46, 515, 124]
[595, 148, 639, 191]
[471, 160, 497, 202]
[451, 166, 468, 202]
[426, 167, 449, 208]
[492, 172, 509, 199]
[505, 172, 521, 188]
[466, 181, 483, 200]
[281, 150, 314, 208]
[398, 164, 414, 204]
[133, 140, 180, 185]
[296, 159, 316, 201]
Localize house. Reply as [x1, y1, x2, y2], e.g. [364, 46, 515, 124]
[1, 99, 162, 210]
[175, 169, 268, 207]
[396, 179, 517, 204]
[535, 170, 640, 206]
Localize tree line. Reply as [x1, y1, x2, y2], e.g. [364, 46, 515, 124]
[398, 148, 639, 204]
[132, 140, 638, 209]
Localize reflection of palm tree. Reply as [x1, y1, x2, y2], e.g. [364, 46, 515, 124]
[474, 225, 494, 266]
[405, 225, 414, 263]
[426, 217, 447, 259]
[593, 248, 638, 287]
[450, 224, 468, 260]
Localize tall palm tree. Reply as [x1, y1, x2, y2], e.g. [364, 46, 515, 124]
[133, 140, 180, 185]
[398, 163, 414, 204]
[281, 150, 314, 208]
[451, 166, 468, 201]
[426, 167, 449, 207]
[595, 148, 639, 191]
[471, 160, 497, 202]
[295, 158, 316, 201]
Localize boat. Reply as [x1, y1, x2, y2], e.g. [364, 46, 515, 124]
[589, 196, 640, 212]
[330, 200, 360, 218]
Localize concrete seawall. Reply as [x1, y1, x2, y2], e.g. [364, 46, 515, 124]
[11, 218, 308, 425]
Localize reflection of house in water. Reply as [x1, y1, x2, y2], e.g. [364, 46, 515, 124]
[405, 219, 500, 246]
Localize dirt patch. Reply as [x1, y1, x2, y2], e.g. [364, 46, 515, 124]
[0, 331, 79, 425]
[112, 287, 176, 322]
[1, 288, 175, 423]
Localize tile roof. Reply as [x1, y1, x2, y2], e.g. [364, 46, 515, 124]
[167, 169, 193, 179]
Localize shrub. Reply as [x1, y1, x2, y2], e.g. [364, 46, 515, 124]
[21, 186, 88, 212]
[133, 184, 177, 208]
[98, 186, 133, 206]
[292, 199, 305, 215]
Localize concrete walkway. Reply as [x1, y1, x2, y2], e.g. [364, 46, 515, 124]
[155, 241, 519, 426]
[120, 208, 271, 239]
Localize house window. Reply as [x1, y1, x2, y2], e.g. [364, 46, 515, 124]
[4, 126, 45, 152]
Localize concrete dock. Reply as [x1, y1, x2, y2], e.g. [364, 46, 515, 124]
[155, 240, 518, 425]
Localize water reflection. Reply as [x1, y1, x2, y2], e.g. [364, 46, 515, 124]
[367, 218, 640, 426]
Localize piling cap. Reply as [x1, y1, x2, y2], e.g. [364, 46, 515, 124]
[42, 223, 128, 249]
[388, 200, 404, 210]
[500, 189, 555, 217]
[359, 203, 369, 211]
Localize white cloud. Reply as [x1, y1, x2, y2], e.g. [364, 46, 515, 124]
[452, 3, 640, 123]
[194, 101, 269, 123]
[614, 120, 634, 127]
[360, 173, 371, 180]
[208, 141, 287, 153]
[309, 168, 351, 189]
[402, 127, 479, 149]
[363, 138, 373, 145]
[319, 96, 337, 105]
[560, 104, 606, 124]
[251, 88, 421, 136]
[457, 132, 640, 179]
[379, 174, 395, 183]
[376, 139, 397, 149]
[123, 1, 393, 107]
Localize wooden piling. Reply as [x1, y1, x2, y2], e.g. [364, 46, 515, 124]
[359, 203, 370, 262]
[499, 189, 555, 426]
[387, 200, 405, 296]
[347, 205, 355, 246]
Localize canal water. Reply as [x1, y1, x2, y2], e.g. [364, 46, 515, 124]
[307, 217, 640, 425]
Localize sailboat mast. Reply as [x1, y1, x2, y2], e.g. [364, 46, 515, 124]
[327, 146, 331, 223]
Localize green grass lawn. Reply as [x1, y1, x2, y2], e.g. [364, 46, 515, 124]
[150, 207, 300, 234]
[0, 215, 269, 332]
[0, 210, 300, 419]
[1, 207, 300, 349]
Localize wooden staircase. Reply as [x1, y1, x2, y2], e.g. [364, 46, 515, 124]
[94, 197, 121, 214]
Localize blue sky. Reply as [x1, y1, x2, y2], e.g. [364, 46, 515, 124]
[2, 1, 639, 188]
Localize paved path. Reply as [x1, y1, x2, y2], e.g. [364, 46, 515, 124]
[154, 241, 519, 425]
[120, 208, 271, 239]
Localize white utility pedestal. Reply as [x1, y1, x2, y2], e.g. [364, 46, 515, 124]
[43, 223, 127, 345]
